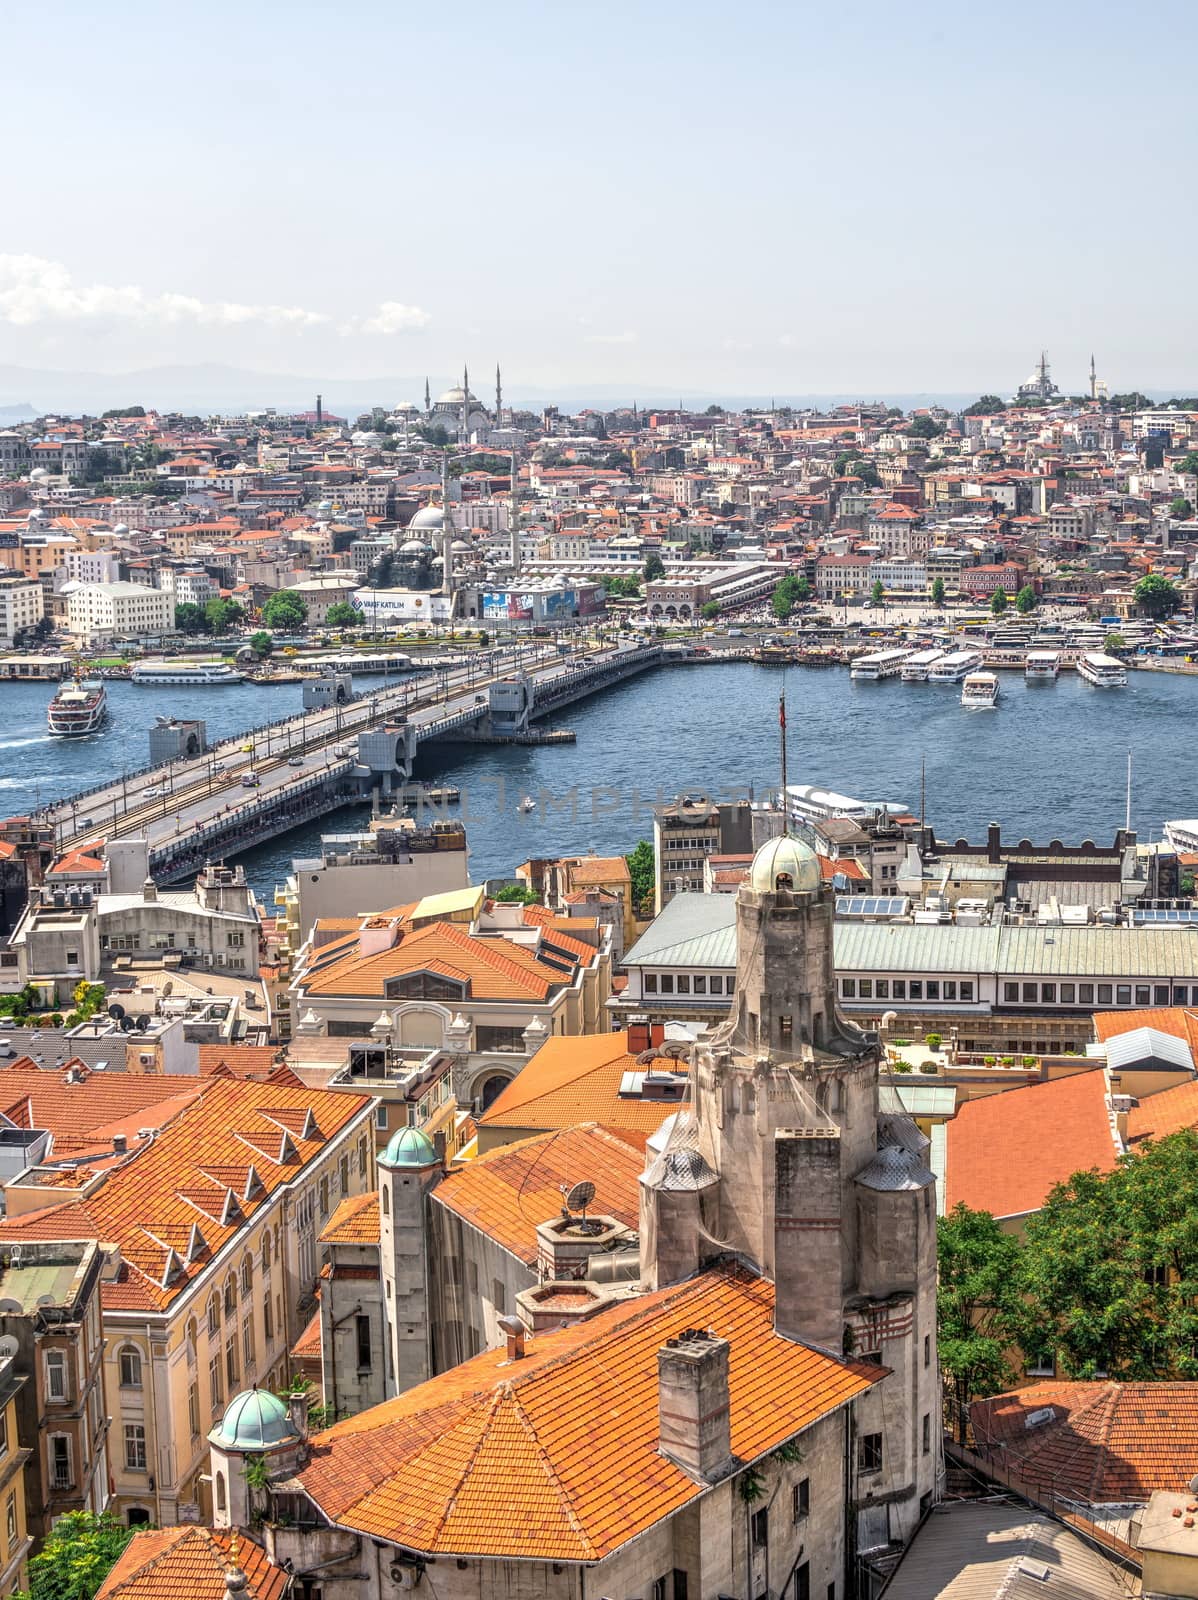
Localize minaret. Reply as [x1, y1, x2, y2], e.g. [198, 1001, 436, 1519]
[424, 377, 431, 416]
[495, 362, 503, 426]
[1090, 353, 1098, 402]
[440, 452, 455, 601]
[461, 364, 470, 440]
[509, 448, 520, 573]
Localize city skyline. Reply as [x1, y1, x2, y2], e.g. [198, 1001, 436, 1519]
[3, 0, 1197, 392]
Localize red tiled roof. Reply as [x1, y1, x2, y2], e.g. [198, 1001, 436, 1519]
[945, 1069, 1118, 1220]
[477, 1032, 674, 1143]
[0, 1063, 202, 1153]
[296, 1265, 881, 1560]
[96, 1527, 286, 1600]
[971, 1381, 1198, 1504]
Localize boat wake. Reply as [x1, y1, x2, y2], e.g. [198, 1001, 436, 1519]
[0, 734, 54, 750]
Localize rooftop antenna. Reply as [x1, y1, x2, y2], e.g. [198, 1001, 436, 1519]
[1125, 749, 1132, 835]
[920, 752, 926, 832]
[779, 677, 788, 833]
[561, 1179, 600, 1234]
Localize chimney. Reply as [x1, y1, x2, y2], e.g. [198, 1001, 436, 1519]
[287, 1387, 310, 1440]
[774, 1129, 844, 1350]
[112, 1133, 127, 1154]
[987, 821, 1001, 863]
[627, 1015, 651, 1055]
[657, 1328, 733, 1482]
[497, 1313, 525, 1361]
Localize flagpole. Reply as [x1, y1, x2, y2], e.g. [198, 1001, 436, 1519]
[779, 680, 788, 835]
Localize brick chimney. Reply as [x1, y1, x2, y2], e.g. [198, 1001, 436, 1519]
[774, 1129, 844, 1350]
[657, 1328, 733, 1482]
[627, 1015, 651, 1055]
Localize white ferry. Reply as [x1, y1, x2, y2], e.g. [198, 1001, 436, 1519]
[129, 662, 245, 686]
[960, 670, 999, 708]
[1076, 651, 1127, 688]
[1025, 650, 1061, 680]
[928, 648, 983, 682]
[850, 648, 910, 681]
[47, 678, 107, 736]
[901, 648, 945, 681]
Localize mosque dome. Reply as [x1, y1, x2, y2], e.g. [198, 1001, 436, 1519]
[379, 1125, 439, 1170]
[410, 505, 445, 531]
[392, 401, 419, 414]
[210, 1387, 301, 1452]
[749, 833, 822, 896]
[436, 385, 470, 406]
[111, 522, 129, 536]
[450, 538, 470, 552]
[399, 537, 429, 555]
[317, 499, 334, 516]
[29, 467, 49, 482]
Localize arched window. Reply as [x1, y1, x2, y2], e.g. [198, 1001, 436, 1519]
[45, 1350, 67, 1403]
[118, 1346, 142, 1389]
[260, 1235, 271, 1276]
[207, 1295, 220, 1337]
[215, 1472, 226, 1513]
[185, 1317, 198, 1356]
[241, 1256, 253, 1295]
[480, 1074, 510, 1111]
[223, 1276, 237, 1317]
[382, 1186, 390, 1217]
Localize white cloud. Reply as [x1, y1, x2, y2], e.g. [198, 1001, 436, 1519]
[354, 301, 431, 336]
[721, 337, 752, 352]
[584, 331, 637, 345]
[0, 255, 430, 337]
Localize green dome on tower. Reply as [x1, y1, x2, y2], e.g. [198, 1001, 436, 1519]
[379, 1125, 439, 1169]
[209, 1387, 301, 1451]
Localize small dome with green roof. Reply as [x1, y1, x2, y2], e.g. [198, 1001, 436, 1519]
[210, 1387, 302, 1452]
[379, 1125, 439, 1169]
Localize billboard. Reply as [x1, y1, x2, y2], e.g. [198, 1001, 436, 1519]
[352, 587, 454, 624]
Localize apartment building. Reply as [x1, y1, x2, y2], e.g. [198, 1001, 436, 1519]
[65, 581, 173, 644]
[0, 576, 43, 648]
[0, 1354, 29, 1597]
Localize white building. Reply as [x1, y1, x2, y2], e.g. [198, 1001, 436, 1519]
[65, 581, 174, 644]
[0, 574, 44, 647]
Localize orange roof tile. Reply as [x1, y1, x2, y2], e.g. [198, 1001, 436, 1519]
[0, 1063, 203, 1153]
[972, 1381, 1198, 1504]
[196, 1044, 288, 1082]
[434, 1125, 641, 1264]
[96, 1526, 286, 1600]
[477, 1032, 674, 1143]
[1127, 1076, 1198, 1143]
[1095, 1006, 1198, 1056]
[296, 1265, 881, 1560]
[292, 1303, 322, 1361]
[0, 1078, 371, 1312]
[320, 1189, 380, 1245]
[945, 1069, 1119, 1220]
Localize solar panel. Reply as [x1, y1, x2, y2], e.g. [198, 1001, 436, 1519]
[1133, 909, 1198, 925]
[836, 895, 908, 918]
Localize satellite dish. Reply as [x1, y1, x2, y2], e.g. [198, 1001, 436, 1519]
[0, 1336, 17, 1362]
[107, 1003, 126, 1021]
[120, 1017, 136, 1033]
[135, 1015, 151, 1030]
[563, 1180, 596, 1215]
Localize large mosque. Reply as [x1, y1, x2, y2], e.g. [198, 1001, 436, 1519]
[391, 365, 502, 440]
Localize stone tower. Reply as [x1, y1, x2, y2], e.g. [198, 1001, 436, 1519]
[377, 1125, 441, 1397]
[640, 830, 941, 1544]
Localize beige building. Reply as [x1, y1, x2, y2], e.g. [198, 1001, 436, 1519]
[65, 581, 173, 643]
[0, 575, 43, 649]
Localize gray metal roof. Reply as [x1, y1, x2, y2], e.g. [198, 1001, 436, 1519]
[879, 1083, 958, 1118]
[881, 1501, 1134, 1600]
[856, 1145, 935, 1192]
[623, 892, 737, 969]
[0, 1029, 129, 1073]
[1105, 1025, 1194, 1074]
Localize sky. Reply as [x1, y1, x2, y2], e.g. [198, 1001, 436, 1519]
[2, 0, 1197, 404]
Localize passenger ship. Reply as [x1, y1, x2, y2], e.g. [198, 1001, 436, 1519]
[1025, 650, 1060, 680]
[1076, 651, 1127, 688]
[960, 670, 999, 708]
[901, 648, 945, 681]
[47, 677, 108, 737]
[850, 648, 910, 681]
[130, 661, 245, 686]
[928, 648, 983, 682]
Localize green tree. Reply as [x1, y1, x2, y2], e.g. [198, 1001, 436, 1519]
[325, 601, 360, 628]
[1104, 632, 1127, 653]
[1176, 451, 1198, 477]
[937, 1204, 1022, 1439]
[870, 580, 884, 606]
[643, 553, 666, 582]
[931, 577, 946, 606]
[18, 1509, 135, 1600]
[625, 839, 655, 916]
[703, 404, 725, 416]
[203, 598, 244, 633]
[963, 395, 1006, 416]
[1016, 1133, 1198, 1380]
[1134, 572, 1181, 619]
[494, 883, 540, 905]
[1108, 391, 1152, 411]
[1015, 584, 1037, 614]
[101, 405, 146, 419]
[173, 602, 209, 635]
[907, 414, 945, 440]
[990, 587, 1008, 616]
[1170, 496, 1193, 519]
[249, 630, 273, 657]
[261, 591, 308, 630]
[700, 600, 720, 621]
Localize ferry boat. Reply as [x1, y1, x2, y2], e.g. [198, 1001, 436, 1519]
[519, 795, 536, 813]
[960, 670, 999, 708]
[901, 648, 945, 681]
[47, 677, 107, 737]
[1025, 650, 1061, 680]
[849, 648, 910, 681]
[1076, 651, 1127, 688]
[129, 661, 245, 687]
[928, 648, 983, 683]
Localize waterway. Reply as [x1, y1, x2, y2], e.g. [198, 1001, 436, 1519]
[0, 666, 1191, 899]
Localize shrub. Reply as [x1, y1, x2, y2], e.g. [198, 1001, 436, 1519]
[925, 1032, 943, 1051]
[1022, 1055, 1038, 1070]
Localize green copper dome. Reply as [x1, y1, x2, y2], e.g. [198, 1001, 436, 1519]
[210, 1387, 301, 1452]
[379, 1124, 439, 1169]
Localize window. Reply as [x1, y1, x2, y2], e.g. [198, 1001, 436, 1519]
[1040, 983, 1056, 1003]
[858, 1433, 883, 1474]
[925, 980, 940, 1001]
[124, 1423, 147, 1472]
[45, 1350, 67, 1403]
[357, 1135, 368, 1177]
[50, 1435, 71, 1491]
[224, 1277, 237, 1317]
[188, 1382, 200, 1439]
[750, 1506, 768, 1547]
[356, 1314, 372, 1370]
[1176, 987, 1191, 1006]
[319, 1177, 329, 1218]
[1097, 983, 1113, 1004]
[794, 1562, 810, 1600]
[1027, 1349, 1055, 1377]
[1117, 985, 1132, 1005]
[1135, 985, 1151, 1006]
[225, 1337, 239, 1390]
[209, 1355, 223, 1409]
[264, 1296, 273, 1342]
[842, 979, 856, 998]
[1003, 982, 1019, 1002]
[644, 973, 658, 993]
[676, 974, 690, 994]
[875, 980, 889, 1000]
[339, 1155, 350, 1195]
[242, 1319, 255, 1372]
[119, 1346, 142, 1388]
[241, 1257, 253, 1295]
[1079, 983, 1095, 1004]
[0, 1411, 6, 1460]
[780, 1015, 793, 1046]
[922, 1413, 931, 1455]
[207, 1295, 220, 1336]
[694, 975, 707, 994]
[859, 979, 872, 999]
[893, 979, 906, 999]
[960, 981, 973, 1002]
[1022, 983, 1037, 1003]
[723, 975, 736, 994]
[1061, 983, 1075, 1003]
[943, 980, 956, 1001]
[660, 974, 675, 994]
[793, 1477, 810, 1521]
[5, 1493, 14, 1544]
[924, 1334, 931, 1368]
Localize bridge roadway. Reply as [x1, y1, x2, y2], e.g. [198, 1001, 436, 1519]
[44, 640, 664, 876]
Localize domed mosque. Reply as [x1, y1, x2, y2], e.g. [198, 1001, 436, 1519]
[424, 363, 500, 440]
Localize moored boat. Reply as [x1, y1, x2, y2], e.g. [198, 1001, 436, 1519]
[47, 678, 107, 736]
